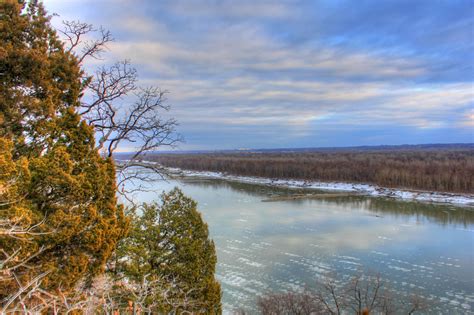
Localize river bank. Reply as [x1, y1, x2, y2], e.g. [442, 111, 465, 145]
[165, 167, 474, 206]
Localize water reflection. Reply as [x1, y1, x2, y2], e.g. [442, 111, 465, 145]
[185, 178, 474, 226]
[127, 177, 474, 314]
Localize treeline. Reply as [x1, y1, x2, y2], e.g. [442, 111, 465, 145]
[150, 150, 474, 193]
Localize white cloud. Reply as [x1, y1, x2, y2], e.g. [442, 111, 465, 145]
[108, 34, 427, 81]
[168, 0, 299, 19]
[44, 0, 472, 147]
[141, 74, 472, 132]
[459, 109, 474, 128]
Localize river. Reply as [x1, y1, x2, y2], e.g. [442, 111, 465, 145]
[125, 176, 474, 314]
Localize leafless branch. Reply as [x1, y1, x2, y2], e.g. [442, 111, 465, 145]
[257, 273, 431, 315]
[59, 20, 182, 196]
[59, 20, 113, 64]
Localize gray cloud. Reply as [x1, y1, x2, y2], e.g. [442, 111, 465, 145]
[44, 0, 474, 149]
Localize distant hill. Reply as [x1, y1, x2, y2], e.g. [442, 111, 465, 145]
[249, 143, 474, 153]
[114, 143, 474, 158]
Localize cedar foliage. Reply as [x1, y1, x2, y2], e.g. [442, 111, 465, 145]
[116, 188, 222, 313]
[0, 0, 128, 303]
[1, 3, 221, 312]
[152, 149, 474, 193]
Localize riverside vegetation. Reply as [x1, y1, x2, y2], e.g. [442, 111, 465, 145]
[151, 148, 474, 194]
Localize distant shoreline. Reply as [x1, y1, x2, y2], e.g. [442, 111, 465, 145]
[168, 167, 474, 206]
[113, 143, 474, 155]
[140, 148, 473, 195]
[115, 159, 474, 205]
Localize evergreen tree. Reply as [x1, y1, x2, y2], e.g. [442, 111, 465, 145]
[117, 188, 222, 314]
[0, 0, 128, 307]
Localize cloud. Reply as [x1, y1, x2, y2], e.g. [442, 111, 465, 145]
[459, 109, 474, 128]
[167, 0, 299, 19]
[140, 76, 472, 132]
[113, 16, 160, 34]
[42, 0, 474, 149]
[107, 34, 428, 82]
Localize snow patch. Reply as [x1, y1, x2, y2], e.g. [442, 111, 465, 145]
[164, 167, 474, 206]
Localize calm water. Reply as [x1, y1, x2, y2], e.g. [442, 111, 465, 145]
[127, 177, 474, 314]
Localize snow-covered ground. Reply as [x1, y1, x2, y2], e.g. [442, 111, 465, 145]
[166, 167, 474, 206]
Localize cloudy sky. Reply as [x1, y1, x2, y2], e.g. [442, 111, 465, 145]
[44, 0, 473, 150]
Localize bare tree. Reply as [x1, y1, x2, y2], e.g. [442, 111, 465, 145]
[59, 20, 112, 64]
[1, 16, 180, 315]
[342, 274, 387, 314]
[257, 289, 324, 315]
[256, 273, 430, 315]
[73, 273, 209, 314]
[59, 20, 181, 198]
[0, 215, 52, 313]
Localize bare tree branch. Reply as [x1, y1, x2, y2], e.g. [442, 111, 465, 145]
[60, 20, 182, 197]
[256, 273, 431, 315]
[59, 20, 113, 64]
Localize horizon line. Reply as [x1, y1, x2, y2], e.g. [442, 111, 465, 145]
[114, 142, 474, 154]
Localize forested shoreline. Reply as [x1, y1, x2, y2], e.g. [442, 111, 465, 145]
[148, 149, 474, 193]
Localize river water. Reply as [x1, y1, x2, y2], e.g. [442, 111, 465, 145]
[126, 176, 474, 314]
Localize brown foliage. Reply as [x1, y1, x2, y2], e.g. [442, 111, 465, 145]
[152, 148, 474, 193]
[0, 1, 128, 309]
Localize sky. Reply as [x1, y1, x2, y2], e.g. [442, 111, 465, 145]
[44, 0, 473, 150]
